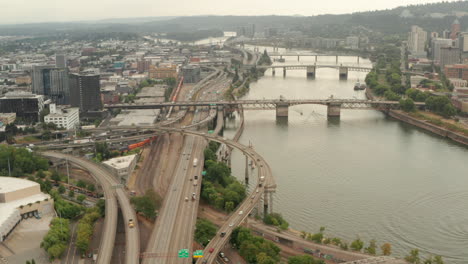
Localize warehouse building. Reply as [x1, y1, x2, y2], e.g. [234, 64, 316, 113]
[0, 177, 53, 242]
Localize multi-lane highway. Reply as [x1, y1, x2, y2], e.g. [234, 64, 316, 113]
[41, 152, 140, 264]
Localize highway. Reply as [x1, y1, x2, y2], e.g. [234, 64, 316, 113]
[41, 152, 140, 264]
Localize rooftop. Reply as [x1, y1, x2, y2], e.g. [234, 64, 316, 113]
[46, 107, 79, 118]
[0, 177, 39, 195]
[103, 154, 137, 169]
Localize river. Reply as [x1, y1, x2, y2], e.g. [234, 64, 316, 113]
[224, 46, 468, 263]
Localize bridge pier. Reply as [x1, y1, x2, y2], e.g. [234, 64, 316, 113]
[339, 66, 348, 80]
[280, 55, 283, 60]
[276, 103, 289, 118]
[357, 56, 360, 64]
[306, 66, 316, 79]
[272, 68, 275, 76]
[263, 191, 269, 216]
[283, 67, 286, 77]
[336, 55, 339, 64]
[245, 155, 249, 184]
[315, 55, 318, 62]
[327, 103, 341, 118]
[269, 191, 273, 214]
[297, 55, 300, 62]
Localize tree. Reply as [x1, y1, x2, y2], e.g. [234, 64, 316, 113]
[77, 195, 86, 203]
[399, 98, 415, 112]
[76, 180, 87, 188]
[36, 170, 46, 179]
[350, 238, 364, 251]
[86, 184, 96, 192]
[51, 170, 61, 182]
[384, 90, 401, 101]
[204, 148, 216, 162]
[68, 190, 75, 198]
[194, 219, 217, 246]
[130, 189, 158, 220]
[288, 255, 324, 264]
[405, 249, 421, 264]
[364, 239, 377, 255]
[381, 243, 392, 255]
[58, 185, 66, 194]
[442, 103, 456, 118]
[224, 201, 234, 212]
[257, 252, 276, 264]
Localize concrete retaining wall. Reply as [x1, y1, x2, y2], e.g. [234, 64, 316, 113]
[389, 110, 468, 146]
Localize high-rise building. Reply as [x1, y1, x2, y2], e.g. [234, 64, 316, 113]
[55, 54, 67, 68]
[408, 26, 427, 55]
[440, 47, 460, 69]
[69, 73, 102, 112]
[137, 60, 151, 73]
[450, 19, 461, 40]
[431, 38, 453, 62]
[181, 65, 201, 83]
[32, 66, 70, 104]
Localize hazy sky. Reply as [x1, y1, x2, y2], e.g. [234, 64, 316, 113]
[0, 0, 458, 24]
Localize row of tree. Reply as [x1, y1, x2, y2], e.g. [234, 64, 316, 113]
[40, 218, 70, 260]
[405, 249, 444, 264]
[76, 208, 101, 254]
[300, 227, 392, 256]
[288, 255, 324, 264]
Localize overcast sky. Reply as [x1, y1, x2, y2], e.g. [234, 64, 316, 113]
[0, 0, 458, 24]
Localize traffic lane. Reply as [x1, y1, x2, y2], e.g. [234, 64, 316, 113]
[116, 188, 140, 264]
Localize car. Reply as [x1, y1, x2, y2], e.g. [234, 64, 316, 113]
[229, 223, 234, 227]
[220, 232, 226, 237]
[194, 175, 198, 180]
[185, 197, 189, 201]
[239, 211, 243, 215]
[128, 219, 134, 228]
[209, 248, 214, 253]
[223, 257, 229, 262]
[256, 189, 259, 193]
[219, 252, 225, 258]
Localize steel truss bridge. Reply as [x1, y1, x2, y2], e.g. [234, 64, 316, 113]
[105, 99, 425, 111]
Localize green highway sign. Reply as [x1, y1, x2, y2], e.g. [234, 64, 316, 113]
[202, 171, 206, 176]
[178, 249, 189, 258]
[193, 250, 203, 258]
[208, 130, 214, 134]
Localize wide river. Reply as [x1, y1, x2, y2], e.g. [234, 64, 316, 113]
[224, 46, 468, 263]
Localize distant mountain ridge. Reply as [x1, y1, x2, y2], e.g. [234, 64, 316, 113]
[0, 1, 466, 37]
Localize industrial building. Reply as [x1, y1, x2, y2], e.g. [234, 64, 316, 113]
[0, 177, 53, 242]
[0, 92, 44, 122]
[44, 104, 80, 130]
[103, 154, 138, 184]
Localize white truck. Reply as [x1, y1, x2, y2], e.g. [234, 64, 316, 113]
[193, 158, 198, 167]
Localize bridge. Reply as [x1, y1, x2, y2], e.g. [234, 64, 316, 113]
[267, 51, 362, 63]
[105, 99, 425, 118]
[253, 63, 372, 78]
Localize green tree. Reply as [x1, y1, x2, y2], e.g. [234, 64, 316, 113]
[204, 148, 217, 162]
[384, 90, 401, 101]
[257, 252, 276, 264]
[399, 98, 415, 112]
[76, 180, 87, 188]
[77, 195, 86, 203]
[288, 254, 324, 264]
[442, 103, 456, 118]
[405, 249, 421, 264]
[58, 185, 66, 194]
[224, 201, 235, 212]
[68, 190, 75, 198]
[130, 189, 158, 220]
[86, 184, 96, 192]
[51, 170, 61, 182]
[36, 170, 46, 179]
[350, 238, 364, 251]
[194, 219, 217, 246]
[364, 239, 377, 255]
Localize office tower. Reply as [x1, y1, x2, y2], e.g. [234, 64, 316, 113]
[32, 65, 70, 104]
[69, 73, 102, 112]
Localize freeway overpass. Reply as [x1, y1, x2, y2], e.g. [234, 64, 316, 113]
[105, 99, 425, 118]
[41, 152, 140, 264]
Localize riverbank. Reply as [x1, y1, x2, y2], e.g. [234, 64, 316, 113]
[365, 88, 468, 147]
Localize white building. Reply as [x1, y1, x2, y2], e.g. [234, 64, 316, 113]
[408, 26, 427, 56]
[0, 177, 53, 242]
[44, 104, 80, 130]
[345, 36, 360, 50]
[102, 154, 138, 184]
